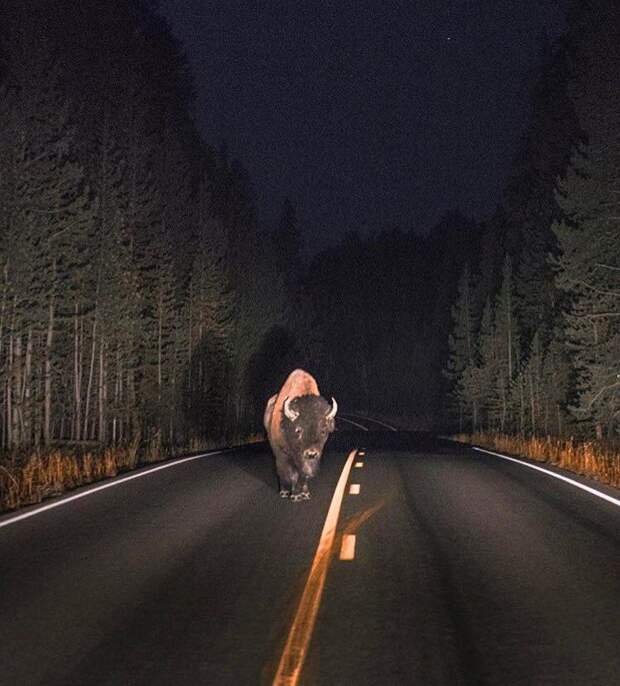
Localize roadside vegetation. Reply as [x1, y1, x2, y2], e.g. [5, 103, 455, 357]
[0, 432, 264, 513]
[445, 4, 620, 491]
[454, 433, 620, 490]
[0, 1, 287, 513]
[0, 443, 140, 512]
[2, 2, 619, 514]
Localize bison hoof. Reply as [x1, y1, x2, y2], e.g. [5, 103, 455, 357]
[301, 491, 311, 500]
[279, 489, 291, 498]
[290, 493, 304, 502]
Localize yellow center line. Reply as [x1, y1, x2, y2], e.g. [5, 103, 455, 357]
[272, 449, 358, 686]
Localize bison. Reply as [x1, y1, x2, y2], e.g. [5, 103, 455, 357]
[264, 369, 337, 501]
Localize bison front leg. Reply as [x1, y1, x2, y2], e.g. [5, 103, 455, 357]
[277, 462, 297, 499]
[301, 477, 311, 500]
[278, 474, 291, 498]
[290, 470, 307, 502]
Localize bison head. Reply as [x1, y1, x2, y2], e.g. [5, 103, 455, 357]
[282, 394, 337, 477]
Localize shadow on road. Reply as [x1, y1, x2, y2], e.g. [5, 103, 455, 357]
[222, 430, 464, 496]
[331, 428, 459, 455]
[223, 442, 278, 491]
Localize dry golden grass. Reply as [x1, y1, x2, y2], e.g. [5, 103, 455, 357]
[0, 432, 266, 513]
[454, 432, 620, 489]
[0, 442, 140, 511]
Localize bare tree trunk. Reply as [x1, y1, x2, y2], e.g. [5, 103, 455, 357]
[158, 295, 163, 400]
[98, 337, 107, 443]
[529, 372, 536, 436]
[23, 326, 33, 445]
[118, 350, 124, 444]
[499, 378, 507, 433]
[83, 317, 97, 440]
[0, 262, 7, 446]
[12, 330, 22, 448]
[507, 320, 513, 380]
[519, 380, 525, 435]
[6, 323, 14, 449]
[127, 348, 137, 443]
[44, 297, 55, 445]
[73, 304, 82, 440]
[2, 381, 6, 450]
[188, 281, 193, 369]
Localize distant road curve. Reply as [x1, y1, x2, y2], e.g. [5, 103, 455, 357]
[340, 413, 398, 431]
[336, 416, 369, 431]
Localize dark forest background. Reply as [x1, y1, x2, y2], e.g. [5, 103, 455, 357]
[0, 0, 618, 457]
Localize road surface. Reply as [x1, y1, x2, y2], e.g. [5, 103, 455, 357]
[1, 419, 618, 685]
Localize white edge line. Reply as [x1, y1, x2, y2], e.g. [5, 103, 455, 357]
[344, 414, 398, 432]
[0, 449, 228, 530]
[473, 446, 620, 508]
[337, 416, 369, 432]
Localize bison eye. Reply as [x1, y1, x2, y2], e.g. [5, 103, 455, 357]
[295, 426, 303, 438]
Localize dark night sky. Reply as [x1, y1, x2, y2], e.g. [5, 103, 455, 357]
[158, 0, 566, 251]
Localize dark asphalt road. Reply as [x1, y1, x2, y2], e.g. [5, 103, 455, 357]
[1, 422, 619, 685]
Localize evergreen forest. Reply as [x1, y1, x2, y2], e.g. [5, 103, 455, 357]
[0, 0, 618, 477]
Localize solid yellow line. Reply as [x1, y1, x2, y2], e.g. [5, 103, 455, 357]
[272, 449, 357, 686]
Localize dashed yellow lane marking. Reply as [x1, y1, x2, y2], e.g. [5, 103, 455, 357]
[339, 534, 356, 560]
[349, 484, 360, 495]
[272, 449, 358, 686]
[354, 462, 364, 468]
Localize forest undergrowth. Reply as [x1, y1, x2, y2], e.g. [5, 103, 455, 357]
[454, 432, 620, 489]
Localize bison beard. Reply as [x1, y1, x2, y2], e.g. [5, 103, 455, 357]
[264, 369, 337, 501]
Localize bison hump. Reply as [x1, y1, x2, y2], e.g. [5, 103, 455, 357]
[280, 369, 320, 398]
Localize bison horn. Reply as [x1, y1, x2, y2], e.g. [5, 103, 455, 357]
[326, 397, 338, 419]
[283, 396, 299, 421]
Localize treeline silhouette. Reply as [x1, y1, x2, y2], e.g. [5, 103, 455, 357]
[1, 0, 617, 469]
[444, 1, 620, 441]
[0, 1, 288, 453]
[299, 1, 620, 444]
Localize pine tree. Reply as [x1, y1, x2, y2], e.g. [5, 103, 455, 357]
[182, 181, 234, 442]
[488, 257, 521, 432]
[445, 265, 479, 431]
[474, 299, 492, 429]
[507, 33, 580, 345]
[552, 2, 620, 437]
[0, 16, 93, 448]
